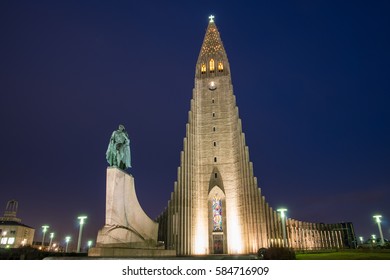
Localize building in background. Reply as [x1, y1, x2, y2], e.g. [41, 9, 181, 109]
[0, 200, 35, 248]
[156, 17, 356, 255]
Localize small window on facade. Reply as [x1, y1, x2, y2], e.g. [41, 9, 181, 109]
[215, 173, 218, 178]
[213, 127, 216, 132]
[212, 112, 215, 117]
[214, 157, 217, 162]
[218, 62, 223, 72]
[214, 141, 217, 147]
[201, 64, 206, 74]
[209, 59, 215, 72]
[212, 99, 215, 104]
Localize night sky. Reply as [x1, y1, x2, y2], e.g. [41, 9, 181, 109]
[1, 1, 389, 249]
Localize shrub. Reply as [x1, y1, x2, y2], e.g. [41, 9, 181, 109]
[260, 247, 296, 260]
[257, 248, 267, 259]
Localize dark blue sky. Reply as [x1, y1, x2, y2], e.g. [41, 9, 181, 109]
[1, 0, 389, 248]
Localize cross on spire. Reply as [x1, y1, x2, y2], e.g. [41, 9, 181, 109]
[209, 15, 215, 23]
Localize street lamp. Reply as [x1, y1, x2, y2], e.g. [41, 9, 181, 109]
[77, 216, 87, 253]
[87, 240, 93, 249]
[49, 232, 54, 251]
[373, 215, 385, 245]
[41, 225, 49, 250]
[277, 208, 288, 247]
[65, 236, 71, 253]
[359, 236, 364, 244]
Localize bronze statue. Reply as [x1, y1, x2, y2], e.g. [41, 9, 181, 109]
[106, 124, 131, 170]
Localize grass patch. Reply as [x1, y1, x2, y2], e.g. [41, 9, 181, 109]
[296, 249, 390, 260]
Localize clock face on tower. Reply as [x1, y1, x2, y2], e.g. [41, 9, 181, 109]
[208, 81, 217, 90]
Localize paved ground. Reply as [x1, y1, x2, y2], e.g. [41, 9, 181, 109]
[45, 254, 259, 260]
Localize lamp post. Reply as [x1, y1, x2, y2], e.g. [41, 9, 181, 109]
[87, 240, 93, 250]
[359, 236, 364, 245]
[277, 208, 288, 247]
[77, 216, 87, 253]
[371, 234, 376, 244]
[373, 215, 385, 245]
[41, 225, 49, 250]
[49, 232, 54, 251]
[65, 236, 71, 253]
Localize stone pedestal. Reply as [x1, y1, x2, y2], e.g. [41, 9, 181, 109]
[90, 167, 175, 257]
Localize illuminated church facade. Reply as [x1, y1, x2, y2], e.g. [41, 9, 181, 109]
[156, 16, 355, 255]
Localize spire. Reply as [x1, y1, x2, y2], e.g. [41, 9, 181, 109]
[196, 15, 230, 78]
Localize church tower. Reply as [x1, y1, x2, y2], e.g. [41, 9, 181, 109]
[157, 16, 268, 255]
[157, 16, 347, 256]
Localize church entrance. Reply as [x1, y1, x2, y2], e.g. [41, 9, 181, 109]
[212, 233, 224, 254]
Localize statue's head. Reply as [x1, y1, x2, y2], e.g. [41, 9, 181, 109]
[118, 124, 125, 131]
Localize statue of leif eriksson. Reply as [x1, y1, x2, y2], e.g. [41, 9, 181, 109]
[106, 124, 131, 170]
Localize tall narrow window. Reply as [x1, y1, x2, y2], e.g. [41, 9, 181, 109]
[213, 127, 216, 132]
[218, 62, 223, 72]
[213, 195, 223, 231]
[209, 59, 215, 72]
[212, 112, 215, 117]
[201, 64, 206, 74]
[212, 99, 215, 104]
[214, 157, 217, 162]
[214, 173, 218, 178]
[214, 141, 217, 147]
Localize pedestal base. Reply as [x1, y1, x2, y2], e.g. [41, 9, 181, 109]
[88, 247, 176, 258]
[90, 167, 175, 257]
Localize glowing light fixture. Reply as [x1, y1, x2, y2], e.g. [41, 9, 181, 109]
[65, 236, 71, 252]
[209, 15, 215, 23]
[277, 208, 288, 247]
[228, 209, 243, 254]
[41, 225, 49, 249]
[194, 221, 207, 255]
[373, 215, 385, 245]
[77, 216, 87, 253]
[49, 232, 54, 250]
